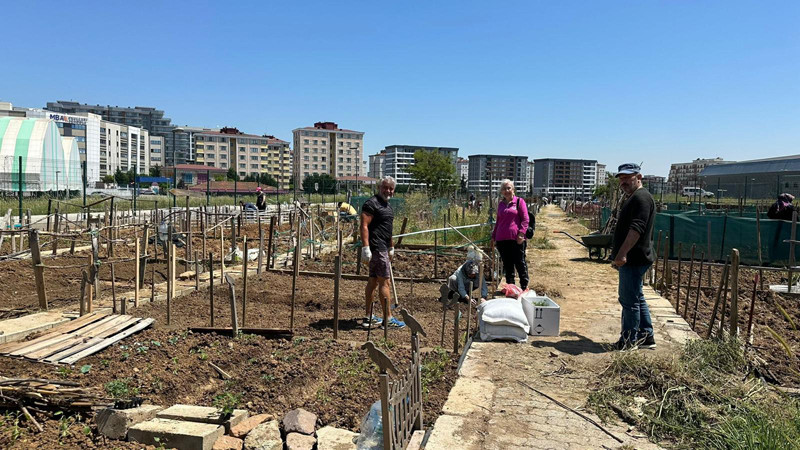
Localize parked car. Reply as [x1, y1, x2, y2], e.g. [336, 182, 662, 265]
[681, 187, 714, 198]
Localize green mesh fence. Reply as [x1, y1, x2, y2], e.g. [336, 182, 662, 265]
[601, 207, 798, 265]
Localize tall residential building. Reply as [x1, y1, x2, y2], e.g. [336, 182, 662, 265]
[596, 163, 607, 186]
[532, 158, 598, 199]
[149, 136, 165, 168]
[642, 174, 666, 194]
[457, 158, 469, 182]
[292, 122, 364, 183]
[368, 151, 385, 179]
[99, 121, 150, 178]
[44, 101, 190, 164]
[527, 161, 535, 193]
[668, 157, 726, 190]
[194, 127, 291, 188]
[467, 155, 529, 195]
[383, 145, 459, 187]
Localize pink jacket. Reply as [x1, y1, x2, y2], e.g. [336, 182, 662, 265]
[492, 196, 529, 242]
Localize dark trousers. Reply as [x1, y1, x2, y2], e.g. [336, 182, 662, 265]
[495, 239, 529, 290]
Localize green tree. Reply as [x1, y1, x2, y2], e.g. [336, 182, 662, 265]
[302, 173, 337, 194]
[101, 174, 115, 184]
[258, 173, 278, 187]
[406, 149, 457, 198]
[226, 167, 239, 181]
[114, 168, 128, 186]
[149, 166, 162, 177]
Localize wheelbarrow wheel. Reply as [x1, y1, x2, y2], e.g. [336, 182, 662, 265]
[601, 248, 608, 259]
[589, 247, 601, 260]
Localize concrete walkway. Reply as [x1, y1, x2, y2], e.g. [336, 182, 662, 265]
[425, 206, 696, 449]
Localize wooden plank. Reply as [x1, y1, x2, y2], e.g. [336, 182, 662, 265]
[0, 313, 108, 354]
[60, 318, 154, 365]
[17, 316, 132, 359]
[0, 312, 109, 354]
[29, 230, 48, 310]
[43, 317, 141, 363]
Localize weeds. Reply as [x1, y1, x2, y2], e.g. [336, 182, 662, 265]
[213, 392, 241, 416]
[530, 235, 556, 250]
[105, 378, 139, 399]
[421, 347, 451, 396]
[588, 338, 800, 448]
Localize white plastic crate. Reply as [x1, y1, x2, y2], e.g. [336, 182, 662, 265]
[520, 293, 560, 337]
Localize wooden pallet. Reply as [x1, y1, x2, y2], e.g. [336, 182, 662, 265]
[0, 312, 154, 365]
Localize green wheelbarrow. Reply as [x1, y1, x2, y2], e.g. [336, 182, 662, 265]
[554, 230, 613, 260]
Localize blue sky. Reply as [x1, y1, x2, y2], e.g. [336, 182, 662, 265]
[3, 0, 799, 176]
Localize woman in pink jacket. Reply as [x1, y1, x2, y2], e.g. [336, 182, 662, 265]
[491, 179, 530, 290]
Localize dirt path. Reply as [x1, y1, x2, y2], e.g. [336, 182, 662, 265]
[425, 205, 695, 449]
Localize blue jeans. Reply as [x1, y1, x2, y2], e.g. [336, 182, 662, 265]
[618, 263, 653, 342]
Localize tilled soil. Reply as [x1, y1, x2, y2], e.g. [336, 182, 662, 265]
[301, 246, 467, 280]
[0, 270, 462, 448]
[661, 263, 800, 386]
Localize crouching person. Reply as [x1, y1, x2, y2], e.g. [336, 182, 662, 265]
[447, 260, 488, 307]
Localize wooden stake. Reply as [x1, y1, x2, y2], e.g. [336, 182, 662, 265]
[257, 213, 263, 274]
[653, 230, 663, 287]
[110, 263, 117, 314]
[660, 235, 669, 289]
[693, 252, 704, 328]
[434, 230, 438, 278]
[87, 254, 94, 313]
[290, 212, 300, 332]
[729, 248, 740, 337]
[225, 274, 239, 337]
[706, 258, 729, 338]
[185, 198, 192, 273]
[453, 301, 460, 354]
[466, 280, 473, 347]
[756, 206, 763, 291]
[396, 217, 409, 247]
[167, 243, 173, 326]
[789, 210, 797, 294]
[150, 259, 155, 303]
[220, 224, 225, 280]
[684, 244, 696, 319]
[675, 243, 682, 313]
[134, 238, 140, 308]
[242, 237, 248, 327]
[719, 256, 732, 337]
[746, 272, 759, 345]
[195, 251, 200, 291]
[209, 251, 215, 327]
[333, 228, 343, 339]
[267, 216, 275, 270]
[29, 230, 48, 310]
[79, 270, 88, 317]
[707, 221, 712, 288]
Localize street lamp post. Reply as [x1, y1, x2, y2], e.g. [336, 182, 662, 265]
[55, 170, 60, 200]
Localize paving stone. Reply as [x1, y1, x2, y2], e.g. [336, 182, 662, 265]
[441, 377, 494, 416]
[230, 413, 273, 438]
[285, 432, 316, 450]
[406, 430, 425, 450]
[424, 415, 483, 450]
[157, 404, 248, 433]
[213, 435, 244, 450]
[316, 425, 358, 450]
[95, 404, 164, 440]
[128, 418, 223, 450]
[282, 408, 316, 435]
[243, 420, 282, 450]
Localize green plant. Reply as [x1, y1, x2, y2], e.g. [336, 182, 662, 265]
[80, 364, 92, 374]
[104, 378, 139, 399]
[261, 374, 275, 382]
[213, 392, 241, 417]
[100, 359, 110, 367]
[121, 351, 130, 361]
[56, 366, 72, 378]
[421, 347, 451, 396]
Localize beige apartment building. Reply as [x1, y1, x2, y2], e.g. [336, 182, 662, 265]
[194, 127, 291, 188]
[292, 122, 364, 182]
[99, 121, 150, 178]
[668, 157, 726, 190]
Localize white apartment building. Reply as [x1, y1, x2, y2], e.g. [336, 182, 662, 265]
[383, 145, 459, 187]
[668, 157, 726, 189]
[368, 151, 385, 179]
[457, 158, 469, 182]
[99, 120, 150, 178]
[596, 163, 607, 186]
[292, 122, 364, 182]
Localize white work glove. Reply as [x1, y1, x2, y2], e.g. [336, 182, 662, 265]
[389, 247, 395, 259]
[362, 246, 372, 262]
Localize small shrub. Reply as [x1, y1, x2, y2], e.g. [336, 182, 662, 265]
[105, 378, 139, 399]
[213, 392, 241, 416]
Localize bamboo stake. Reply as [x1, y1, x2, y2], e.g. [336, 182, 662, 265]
[653, 231, 663, 287]
[225, 274, 239, 337]
[257, 213, 263, 274]
[134, 238, 140, 308]
[267, 216, 275, 270]
[756, 206, 763, 291]
[333, 226, 343, 339]
[660, 235, 670, 289]
[87, 254, 94, 314]
[719, 256, 732, 337]
[789, 211, 797, 294]
[79, 270, 88, 317]
[195, 251, 200, 291]
[707, 221, 712, 288]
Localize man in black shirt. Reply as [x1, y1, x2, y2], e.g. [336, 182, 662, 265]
[360, 176, 405, 329]
[610, 163, 656, 350]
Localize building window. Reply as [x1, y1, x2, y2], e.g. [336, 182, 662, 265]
[239, 155, 246, 160]
[304, 148, 309, 153]
[240, 147, 246, 152]
[207, 154, 215, 159]
[220, 163, 227, 168]
[304, 156, 309, 161]
[251, 147, 259, 153]
[220, 154, 226, 159]
[304, 164, 309, 169]
[251, 156, 258, 161]
[312, 156, 318, 162]
[220, 145, 227, 150]
[240, 164, 246, 168]
[304, 139, 309, 144]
